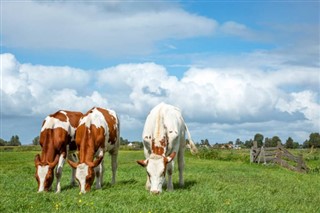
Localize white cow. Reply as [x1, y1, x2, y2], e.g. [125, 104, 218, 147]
[137, 102, 197, 194]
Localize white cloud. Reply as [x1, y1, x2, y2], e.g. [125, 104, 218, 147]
[1, 53, 107, 116]
[1, 53, 319, 143]
[2, 1, 217, 56]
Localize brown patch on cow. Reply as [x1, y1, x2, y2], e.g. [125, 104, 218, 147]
[98, 107, 118, 145]
[159, 135, 168, 147]
[151, 139, 165, 155]
[50, 111, 67, 122]
[75, 123, 98, 164]
[39, 127, 68, 163]
[65, 111, 83, 128]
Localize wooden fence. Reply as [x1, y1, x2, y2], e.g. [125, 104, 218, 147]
[250, 141, 309, 173]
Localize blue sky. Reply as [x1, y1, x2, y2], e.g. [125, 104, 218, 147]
[1, 1, 319, 144]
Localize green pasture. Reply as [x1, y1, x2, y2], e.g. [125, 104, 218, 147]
[0, 148, 319, 213]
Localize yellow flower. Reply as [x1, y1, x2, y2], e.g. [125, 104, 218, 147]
[224, 199, 231, 205]
[79, 199, 82, 203]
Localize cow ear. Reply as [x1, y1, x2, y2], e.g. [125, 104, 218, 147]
[137, 159, 148, 167]
[88, 156, 103, 168]
[48, 155, 60, 169]
[34, 154, 41, 166]
[67, 159, 79, 169]
[166, 152, 176, 163]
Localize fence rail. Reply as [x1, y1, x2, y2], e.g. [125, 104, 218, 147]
[250, 141, 309, 173]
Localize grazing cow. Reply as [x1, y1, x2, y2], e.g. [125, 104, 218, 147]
[137, 102, 198, 194]
[68, 107, 120, 194]
[34, 110, 83, 193]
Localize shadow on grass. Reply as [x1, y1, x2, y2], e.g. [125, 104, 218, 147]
[173, 180, 197, 190]
[101, 179, 138, 189]
[61, 183, 78, 191]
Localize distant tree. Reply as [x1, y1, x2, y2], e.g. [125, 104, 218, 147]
[228, 141, 233, 145]
[119, 137, 129, 146]
[285, 137, 294, 149]
[271, 136, 281, 147]
[0, 138, 7, 146]
[244, 139, 253, 148]
[254, 133, 264, 147]
[302, 139, 310, 148]
[200, 139, 210, 147]
[308, 132, 320, 148]
[235, 138, 243, 146]
[292, 142, 300, 149]
[8, 135, 21, 146]
[32, 136, 40, 146]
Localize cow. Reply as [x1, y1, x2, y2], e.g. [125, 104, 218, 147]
[137, 102, 198, 194]
[68, 107, 120, 194]
[34, 110, 83, 193]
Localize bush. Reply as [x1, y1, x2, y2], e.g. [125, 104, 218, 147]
[196, 148, 250, 162]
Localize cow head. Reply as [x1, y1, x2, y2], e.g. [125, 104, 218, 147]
[67, 156, 103, 193]
[34, 154, 59, 192]
[137, 152, 176, 194]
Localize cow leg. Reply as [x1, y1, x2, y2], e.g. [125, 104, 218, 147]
[110, 151, 118, 185]
[145, 175, 151, 190]
[178, 148, 185, 187]
[95, 158, 104, 189]
[55, 154, 65, 193]
[167, 161, 174, 191]
[70, 167, 76, 186]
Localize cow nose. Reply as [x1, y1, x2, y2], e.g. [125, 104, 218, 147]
[151, 190, 160, 195]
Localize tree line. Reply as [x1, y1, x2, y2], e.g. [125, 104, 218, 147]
[198, 132, 320, 149]
[1, 132, 319, 149]
[0, 135, 21, 146]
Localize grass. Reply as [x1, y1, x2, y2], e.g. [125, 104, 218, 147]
[0, 149, 319, 212]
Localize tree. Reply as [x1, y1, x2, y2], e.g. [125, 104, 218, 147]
[254, 133, 264, 147]
[271, 136, 281, 147]
[285, 137, 294, 149]
[8, 135, 21, 146]
[200, 139, 210, 146]
[33, 136, 40, 145]
[308, 132, 320, 148]
[119, 137, 129, 146]
[302, 140, 310, 148]
[292, 142, 300, 149]
[0, 138, 7, 146]
[235, 138, 243, 146]
[244, 139, 253, 148]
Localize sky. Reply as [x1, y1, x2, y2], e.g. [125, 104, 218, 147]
[1, 0, 319, 145]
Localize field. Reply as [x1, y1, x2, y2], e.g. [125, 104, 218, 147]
[0, 147, 319, 213]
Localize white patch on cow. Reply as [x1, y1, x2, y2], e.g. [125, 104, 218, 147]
[96, 147, 104, 157]
[37, 165, 49, 192]
[146, 154, 166, 193]
[41, 116, 69, 132]
[79, 108, 109, 133]
[76, 163, 88, 193]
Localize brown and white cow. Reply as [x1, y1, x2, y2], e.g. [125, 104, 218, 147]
[137, 102, 198, 194]
[35, 110, 83, 193]
[68, 107, 120, 194]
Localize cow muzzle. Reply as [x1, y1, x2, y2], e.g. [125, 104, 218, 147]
[150, 190, 160, 195]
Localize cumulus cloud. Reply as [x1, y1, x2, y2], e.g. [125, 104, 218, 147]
[1, 53, 107, 116]
[2, 1, 217, 56]
[1, 53, 319, 143]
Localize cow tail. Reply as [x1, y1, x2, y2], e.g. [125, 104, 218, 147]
[185, 123, 198, 154]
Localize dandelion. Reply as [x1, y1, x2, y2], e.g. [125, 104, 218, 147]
[224, 199, 231, 205]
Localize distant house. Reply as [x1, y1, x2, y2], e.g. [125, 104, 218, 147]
[233, 144, 241, 150]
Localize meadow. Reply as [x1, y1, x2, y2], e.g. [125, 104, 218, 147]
[0, 147, 319, 213]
